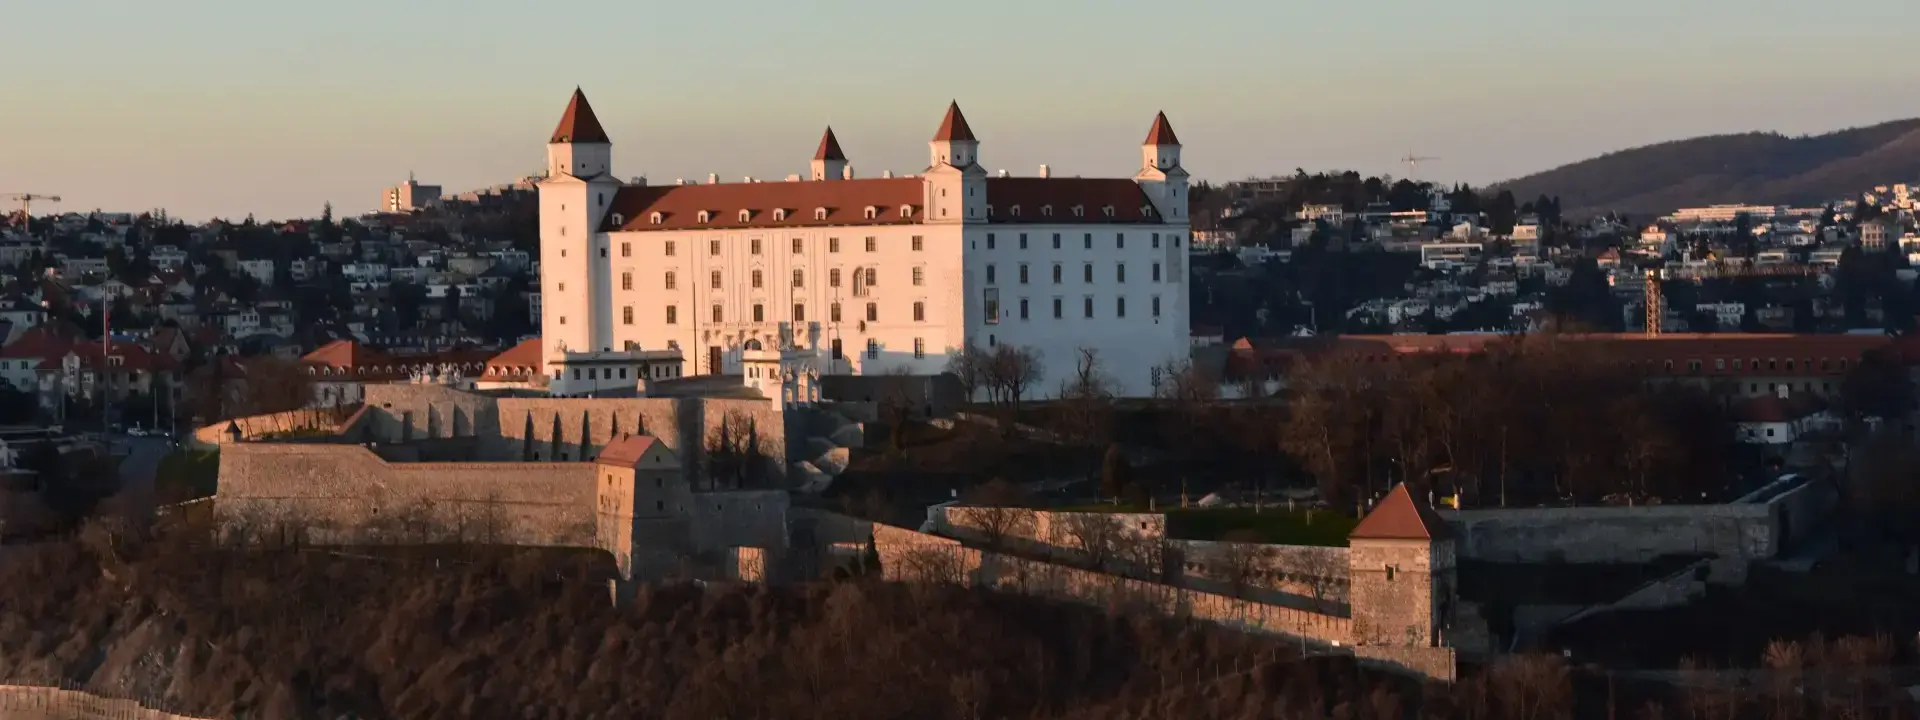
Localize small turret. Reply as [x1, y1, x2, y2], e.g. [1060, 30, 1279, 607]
[811, 127, 848, 181]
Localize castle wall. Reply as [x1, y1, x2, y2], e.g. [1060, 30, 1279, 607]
[1168, 539, 1351, 610]
[688, 490, 789, 553]
[1347, 539, 1447, 648]
[216, 444, 595, 547]
[0, 684, 210, 720]
[1443, 503, 1778, 565]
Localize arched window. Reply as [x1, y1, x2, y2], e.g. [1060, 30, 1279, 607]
[773, 208, 788, 221]
[697, 210, 712, 223]
[900, 205, 913, 218]
[814, 207, 829, 221]
[1041, 205, 1053, 217]
[863, 206, 878, 219]
[610, 213, 625, 226]
[1010, 205, 1022, 217]
[739, 210, 752, 223]
[649, 212, 662, 225]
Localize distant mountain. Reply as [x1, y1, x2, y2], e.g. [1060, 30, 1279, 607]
[1492, 119, 1920, 219]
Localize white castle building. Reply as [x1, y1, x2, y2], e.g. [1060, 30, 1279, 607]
[538, 89, 1192, 398]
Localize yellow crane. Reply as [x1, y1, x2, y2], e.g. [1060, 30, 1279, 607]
[1643, 262, 1822, 335]
[3, 193, 61, 227]
[1400, 152, 1439, 178]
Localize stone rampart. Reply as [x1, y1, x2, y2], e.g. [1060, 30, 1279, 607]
[1169, 539, 1351, 610]
[216, 444, 596, 546]
[189, 405, 369, 449]
[0, 685, 207, 720]
[1443, 504, 1775, 565]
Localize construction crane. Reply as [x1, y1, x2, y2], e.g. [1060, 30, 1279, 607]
[4, 193, 61, 228]
[1400, 152, 1439, 178]
[1643, 262, 1822, 335]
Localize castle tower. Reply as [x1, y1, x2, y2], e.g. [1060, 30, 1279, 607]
[811, 127, 848, 181]
[1347, 483, 1456, 648]
[1134, 111, 1188, 223]
[539, 88, 625, 383]
[593, 435, 691, 581]
[924, 101, 987, 225]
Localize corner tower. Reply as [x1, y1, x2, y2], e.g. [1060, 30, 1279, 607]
[1347, 483, 1457, 648]
[924, 101, 987, 225]
[1134, 111, 1189, 223]
[811, 127, 848, 181]
[539, 88, 624, 377]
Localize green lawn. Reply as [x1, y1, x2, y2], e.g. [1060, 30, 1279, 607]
[1051, 504, 1357, 547]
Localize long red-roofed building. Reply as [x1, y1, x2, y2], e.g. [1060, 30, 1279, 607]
[536, 89, 1193, 400]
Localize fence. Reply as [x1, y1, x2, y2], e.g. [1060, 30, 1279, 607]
[0, 684, 208, 720]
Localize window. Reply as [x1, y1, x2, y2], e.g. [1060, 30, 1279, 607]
[621, 271, 633, 290]
[913, 301, 925, 322]
[815, 208, 828, 221]
[1019, 233, 1029, 250]
[665, 271, 677, 290]
[751, 270, 763, 289]
[1019, 298, 1029, 320]
[792, 269, 804, 288]
[792, 237, 803, 254]
[739, 210, 752, 223]
[1715, 358, 1726, 370]
[698, 211, 711, 223]
[665, 240, 676, 256]
[559, 316, 567, 325]
[1019, 264, 1030, 284]
[1116, 296, 1126, 318]
[831, 338, 843, 359]
[912, 236, 923, 252]
[1152, 233, 1160, 249]
[752, 304, 764, 322]
[1151, 296, 1161, 317]
[709, 240, 720, 256]
[1084, 233, 1093, 250]
[865, 236, 876, 252]
[986, 264, 997, 284]
[1117, 233, 1125, 249]
[622, 306, 633, 325]
[774, 209, 788, 221]
[651, 212, 663, 225]
[914, 338, 925, 359]
[1083, 264, 1093, 283]
[793, 304, 806, 322]
[1173, 235, 1181, 248]
[1083, 297, 1094, 318]
[559, 283, 566, 291]
[1116, 264, 1126, 283]
[864, 206, 878, 219]
[711, 305, 723, 322]
[830, 269, 842, 287]
[987, 233, 996, 250]
[865, 302, 878, 322]
[620, 242, 631, 258]
[1053, 297, 1063, 318]
[829, 237, 840, 253]
[866, 339, 879, 359]
[1152, 263, 1162, 282]
[830, 302, 842, 322]
[983, 289, 1000, 324]
[1053, 264, 1063, 284]
[749, 238, 762, 255]
[864, 268, 877, 287]
[666, 306, 678, 324]
[912, 267, 925, 286]
[710, 270, 722, 289]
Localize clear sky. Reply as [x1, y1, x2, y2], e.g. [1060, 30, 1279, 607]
[4, 0, 1918, 222]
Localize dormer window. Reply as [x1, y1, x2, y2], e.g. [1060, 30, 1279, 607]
[649, 212, 663, 225]
[986, 205, 995, 217]
[900, 205, 913, 218]
[1010, 205, 1022, 217]
[773, 209, 788, 221]
[738, 210, 752, 223]
[1103, 206, 1115, 217]
[1041, 205, 1053, 217]
[814, 207, 829, 221]
[1072, 205, 1085, 218]
[697, 211, 712, 224]
[863, 206, 878, 220]
[1140, 205, 1151, 216]
[610, 213, 625, 226]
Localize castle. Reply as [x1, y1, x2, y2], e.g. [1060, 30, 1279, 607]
[537, 89, 1193, 398]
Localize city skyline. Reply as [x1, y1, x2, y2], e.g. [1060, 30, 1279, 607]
[4, 0, 1919, 221]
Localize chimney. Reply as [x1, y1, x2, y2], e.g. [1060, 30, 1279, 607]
[1039, 164, 1050, 178]
[997, 169, 1009, 178]
[631, 176, 647, 186]
[785, 174, 801, 182]
[708, 173, 719, 184]
[842, 165, 855, 180]
[882, 170, 893, 179]
[674, 178, 686, 186]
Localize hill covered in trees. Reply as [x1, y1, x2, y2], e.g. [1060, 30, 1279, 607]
[1494, 118, 1920, 218]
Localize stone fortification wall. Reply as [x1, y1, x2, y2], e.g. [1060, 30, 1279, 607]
[216, 444, 595, 546]
[0, 685, 208, 719]
[935, 506, 1166, 549]
[1443, 504, 1775, 565]
[1348, 540, 1447, 647]
[688, 490, 789, 553]
[1168, 539, 1351, 610]
[189, 406, 370, 449]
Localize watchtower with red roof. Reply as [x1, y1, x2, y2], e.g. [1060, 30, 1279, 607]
[593, 434, 688, 579]
[1348, 483, 1457, 648]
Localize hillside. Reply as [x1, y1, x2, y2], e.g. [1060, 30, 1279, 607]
[1494, 119, 1920, 218]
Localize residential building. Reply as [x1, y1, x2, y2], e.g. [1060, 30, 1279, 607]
[381, 175, 444, 213]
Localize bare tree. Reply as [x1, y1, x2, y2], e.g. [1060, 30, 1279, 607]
[1057, 513, 1127, 571]
[957, 478, 1034, 550]
[1055, 347, 1115, 456]
[895, 544, 966, 584]
[1488, 654, 1573, 720]
[1214, 529, 1272, 598]
[705, 409, 769, 489]
[943, 342, 987, 403]
[878, 367, 917, 453]
[1295, 548, 1345, 613]
[981, 344, 1044, 432]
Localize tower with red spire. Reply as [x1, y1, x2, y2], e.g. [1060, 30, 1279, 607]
[1134, 110, 1188, 223]
[539, 88, 625, 387]
[810, 127, 848, 181]
[923, 101, 987, 225]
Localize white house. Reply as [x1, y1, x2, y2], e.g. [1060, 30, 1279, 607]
[536, 89, 1192, 398]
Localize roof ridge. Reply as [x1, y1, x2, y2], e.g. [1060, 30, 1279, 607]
[1349, 483, 1450, 541]
[550, 88, 611, 144]
[932, 101, 976, 143]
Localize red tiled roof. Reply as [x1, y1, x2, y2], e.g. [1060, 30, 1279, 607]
[1237, 333, 1893, 381]
[0, 324, 81, 359]
[1350, 483, 1451, 541]
[35, 341, 177, 372]
[303, 340, 393, 370]
[984, 178, 1160, 224]
[481, 338, 542, 380]
[595, 434, 661, 467]
[550, 88, 610, 144]
[814, 127, 846, 161]
[932, 101, 976, 143]
[1143, 111, 1180, 146]
[603, 178, 924, 232]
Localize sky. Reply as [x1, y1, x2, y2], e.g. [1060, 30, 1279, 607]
[4, 0, 1919, 222]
